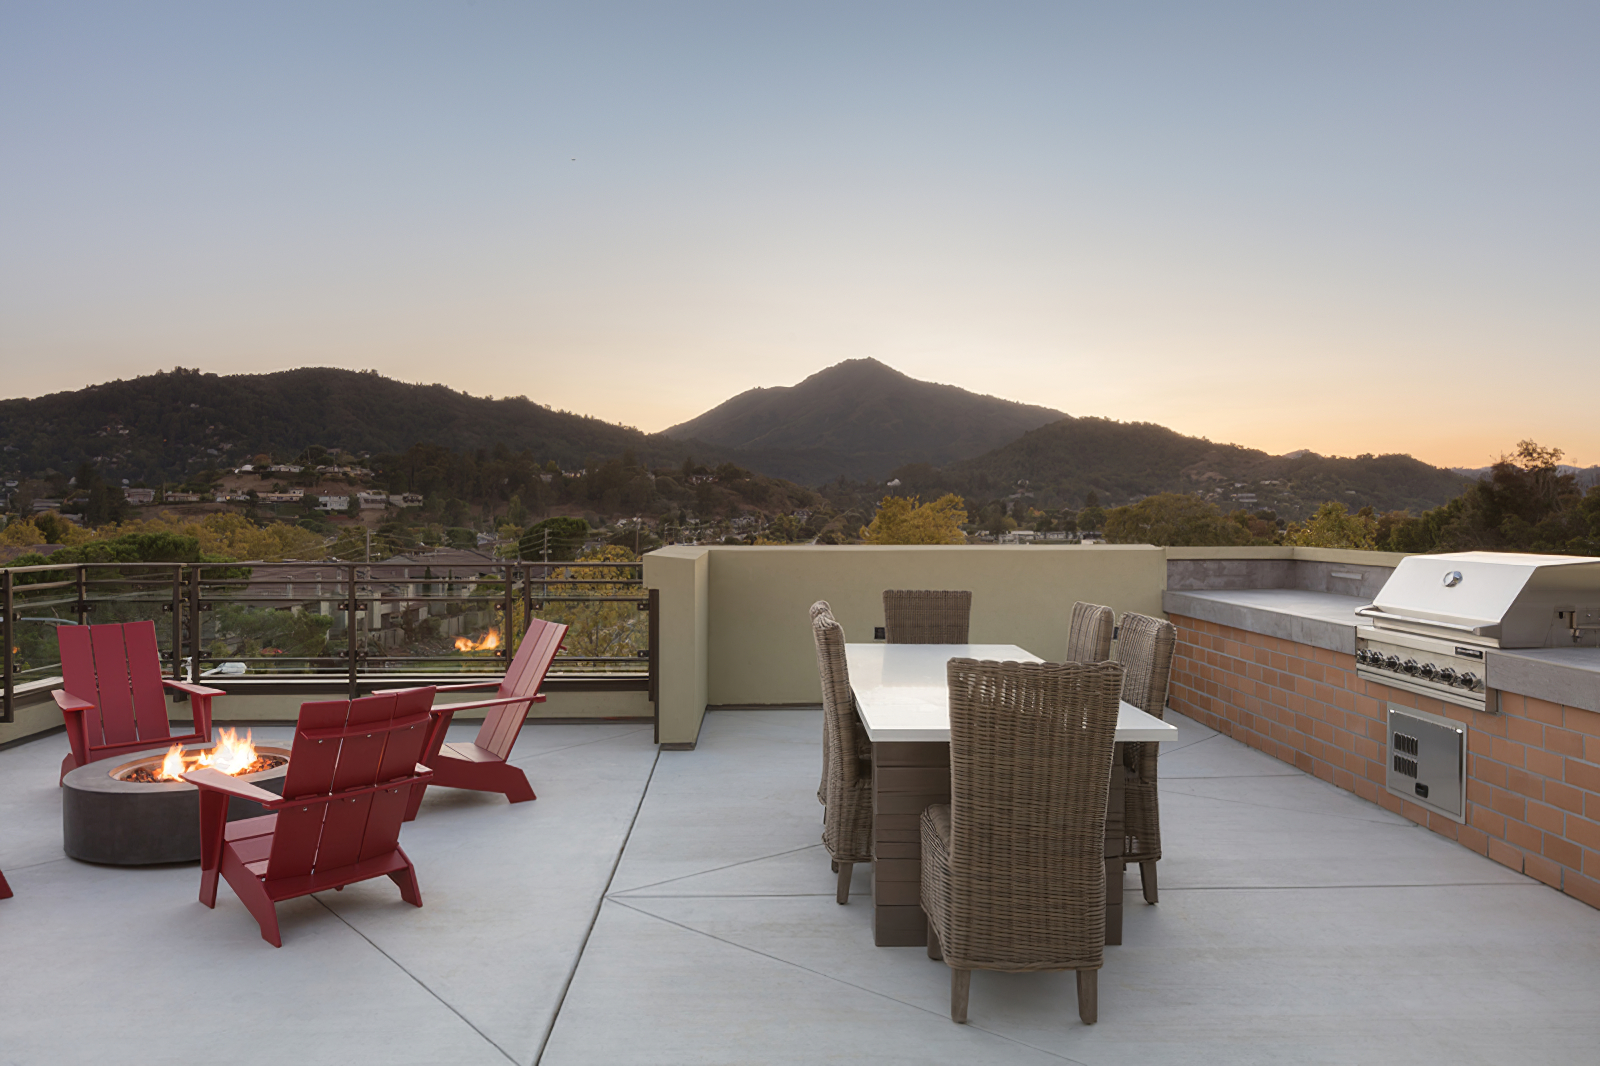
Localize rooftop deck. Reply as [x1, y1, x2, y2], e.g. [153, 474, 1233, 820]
[4, 708, 1598, 1065]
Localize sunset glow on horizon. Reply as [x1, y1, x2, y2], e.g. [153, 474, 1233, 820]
[2, 3, 1595, 469]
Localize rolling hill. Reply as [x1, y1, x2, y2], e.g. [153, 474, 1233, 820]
[936, 417, 1472, 518]
[0, 367, 729, 485]
[662, 358, 1067, 483]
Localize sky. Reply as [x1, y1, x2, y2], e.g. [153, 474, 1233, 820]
[2, 2, 1596, 469]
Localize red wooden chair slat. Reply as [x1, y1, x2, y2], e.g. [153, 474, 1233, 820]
[58, 626, 101, 745]
[189, 688, 435, 946]
[89, 625, 138, 746]
[0, 868, 11, 899]
[124, 621, 170, 742]
[402, 619, 568, 820]
[53, 621, 220, 782]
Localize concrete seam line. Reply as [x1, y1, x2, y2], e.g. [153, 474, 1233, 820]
[609, 897, 1089, 1065]
[532, 744, 661, 1066]
[1138, 881, 1543, 892]
[315, 896, 519, 1065]
[607, 841, 825, 896]
[505, 726, 654, 767]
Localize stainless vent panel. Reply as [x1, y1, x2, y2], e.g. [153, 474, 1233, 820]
[1386, 705, 1466, 822]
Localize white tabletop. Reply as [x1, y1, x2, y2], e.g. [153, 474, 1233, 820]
[846, 643, 1181, 744]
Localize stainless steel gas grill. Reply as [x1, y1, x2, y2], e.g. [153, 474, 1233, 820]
[1355, 551, 1600, 712]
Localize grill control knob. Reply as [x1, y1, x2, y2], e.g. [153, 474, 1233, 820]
[1437, 667, 1459, 686]
[1418, 662, 1439, 681]
[1460, 671, 1482, 691]
[1356, 649, 1373, 665]
[1401, 658, 1420, 676]
[1384, 654, 1402, 671]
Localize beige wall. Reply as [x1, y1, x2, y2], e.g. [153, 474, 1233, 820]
[643, 546, 710, 747]
[704, 544, 1164, 707]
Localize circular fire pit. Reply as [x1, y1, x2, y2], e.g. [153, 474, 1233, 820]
[62, 741, 292, 865]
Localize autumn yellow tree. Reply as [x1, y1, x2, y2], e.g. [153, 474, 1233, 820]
[1283, 502, 1376, 549]
[859, 495, 968, 545]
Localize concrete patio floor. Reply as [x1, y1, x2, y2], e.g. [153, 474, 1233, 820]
[3, 708, 1598, 1065]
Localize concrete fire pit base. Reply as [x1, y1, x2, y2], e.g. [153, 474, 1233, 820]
[61, 744, 291, 866]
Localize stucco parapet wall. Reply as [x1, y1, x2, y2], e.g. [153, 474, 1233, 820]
[1486, 647, 1600, 716]
[1162, 588, 1365, 654]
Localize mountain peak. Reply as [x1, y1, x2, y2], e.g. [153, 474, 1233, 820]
[662, 359, 1067, 482]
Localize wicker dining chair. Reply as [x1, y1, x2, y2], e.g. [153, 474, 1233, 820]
[921, 658, 1124, 1024]
[883, 589, 972, 644]
[1065, 601, 1114, 662]
[1116, 611, 1177, 905]
[811, 603, 874, 904]
[811, 599, 835, 807]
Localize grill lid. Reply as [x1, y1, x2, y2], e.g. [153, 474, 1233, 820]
[1359, 551, 1600, 648]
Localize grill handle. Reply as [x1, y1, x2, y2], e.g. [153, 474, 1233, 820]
[1355, 605, 1500, 637]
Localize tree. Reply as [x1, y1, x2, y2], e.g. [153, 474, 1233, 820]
[1103, 494, 1253, 546]
[860, 494, 968, 545]
[518, 516, 591, 561]
[1077, 505, 1106, 533]
[1284, 502, 1376, 549]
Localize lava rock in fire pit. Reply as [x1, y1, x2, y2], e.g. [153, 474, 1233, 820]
[62, 743, 291, 866]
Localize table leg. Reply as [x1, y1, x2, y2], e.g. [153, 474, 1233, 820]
[870, 740, 949, 947]
[1105, 752, 1126, 946]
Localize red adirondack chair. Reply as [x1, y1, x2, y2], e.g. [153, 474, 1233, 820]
[402, 618, 567, 820]
[0, 868, 11, 899]
[183, 688, 437, 946]
[53, 620, 222, 783]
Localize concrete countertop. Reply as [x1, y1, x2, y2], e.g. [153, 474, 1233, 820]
[1162, 588, 1367, 655]
[1162, 587, 1600, 715]
[1487, 646, 1600, 715]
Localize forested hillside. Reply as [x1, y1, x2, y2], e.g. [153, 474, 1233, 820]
[0, 367, 727, 485]
[939, 416, 1471, 519]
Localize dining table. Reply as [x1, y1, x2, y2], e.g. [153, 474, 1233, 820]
[846, 642, 1180, 948]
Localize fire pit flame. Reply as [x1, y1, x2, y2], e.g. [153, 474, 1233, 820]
[153, 728, 264, 781]
[454, 628, 501, 653]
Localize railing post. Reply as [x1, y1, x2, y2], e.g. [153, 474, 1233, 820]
[187, 565, 202, 683]
[503, 563, 516, 658]
[171, 565, 184, 680]
[2, 568, 14, 724]
[347, 564, 359, 699]
[75, 566, 88, 627]
[521, 561, 534, 637]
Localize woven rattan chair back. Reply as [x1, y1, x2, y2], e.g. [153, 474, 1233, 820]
[1065, 601, 1114, 662]
[810, 604, 874, 876]
[883, 590, 972, 644]
[1115, 611, 1176, 901]
[934, 658, 1123, 973]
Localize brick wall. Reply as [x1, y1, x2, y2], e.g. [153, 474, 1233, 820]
[1168, 613, 1600, 912]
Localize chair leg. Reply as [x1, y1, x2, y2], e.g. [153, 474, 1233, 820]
[830, 859, 838, 873]
[1140, 860, 1158, 904]
[950, 968, 970, 1024]
[926, 923, 943, 961]
[1076, 969, 1097, 1025]
[388, 858, 423, 908]
[835, 861, 852, 904]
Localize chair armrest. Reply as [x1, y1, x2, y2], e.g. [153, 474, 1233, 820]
[434, 680, 501, 692]
[163, 680, 226, 699]
[436, 694, 543, 713]
[182, 767, 284, 806]
[52, 689, 96, 714]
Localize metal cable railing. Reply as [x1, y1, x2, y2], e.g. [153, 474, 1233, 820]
[1, 559, 654, 721]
